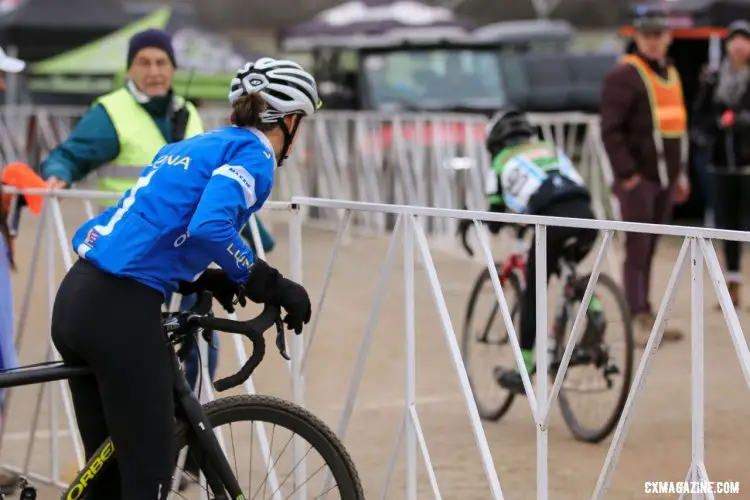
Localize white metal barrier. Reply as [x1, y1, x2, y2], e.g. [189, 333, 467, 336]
[3, 188, 746, 498]
[0, 187, 302, 500]
[4, 106, 616, 239]
[287, 196, 750, 500]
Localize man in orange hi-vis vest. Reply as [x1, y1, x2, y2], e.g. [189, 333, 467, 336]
[600, 8, 689, 348]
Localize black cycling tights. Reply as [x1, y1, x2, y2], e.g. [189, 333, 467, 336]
[51, 259, 173, 499]
[520, 199, 598, 352]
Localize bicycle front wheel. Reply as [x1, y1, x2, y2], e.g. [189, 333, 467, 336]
[461, 264, 522, 422]
[171, 394, 364, 499]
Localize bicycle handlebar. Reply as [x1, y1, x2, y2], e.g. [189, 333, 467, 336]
[164, 292, 288, 392]
[460, 220, 530, 258]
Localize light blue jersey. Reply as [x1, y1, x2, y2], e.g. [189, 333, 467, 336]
[72, 126, 276, 298]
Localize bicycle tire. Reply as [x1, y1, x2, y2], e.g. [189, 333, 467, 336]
[461, 264, 520, 422]
[555, 272, 634, 444]
[172, 394, 365, 499]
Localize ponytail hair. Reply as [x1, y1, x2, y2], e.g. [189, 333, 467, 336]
[230, 93, 274, 131]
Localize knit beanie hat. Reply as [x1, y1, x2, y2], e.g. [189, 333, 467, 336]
[127, 29, 176, 68]
[727, 20, 750, 41]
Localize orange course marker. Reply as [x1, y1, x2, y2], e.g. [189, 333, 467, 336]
[1, 162, 47, 215]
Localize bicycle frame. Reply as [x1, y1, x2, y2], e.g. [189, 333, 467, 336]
[499, 227, 581, 342]
[0, 350, 244, 500]
[498, 227, 530, 288]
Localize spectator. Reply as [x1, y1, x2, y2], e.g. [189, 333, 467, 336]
[600, 9, 688, 347]
[692, 20, 750, 307]
[0, 46, 25, 496]
[38, 29, 213, 390]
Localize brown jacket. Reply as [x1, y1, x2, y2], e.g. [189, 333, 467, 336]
[600, 55, 684, 186]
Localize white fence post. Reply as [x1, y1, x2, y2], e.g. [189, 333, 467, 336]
[403, 214, 418, 500]
[288, 204, 307, 500]
[689, 238, 705, 499]
[534, 224, 549, 500]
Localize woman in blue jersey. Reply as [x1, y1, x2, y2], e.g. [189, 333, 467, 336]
[49, 58, 318, 500]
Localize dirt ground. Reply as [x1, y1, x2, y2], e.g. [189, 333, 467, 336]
[1, 202, 749, 499]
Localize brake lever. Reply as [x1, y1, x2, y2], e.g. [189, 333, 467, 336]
[274, 318, 290, 361]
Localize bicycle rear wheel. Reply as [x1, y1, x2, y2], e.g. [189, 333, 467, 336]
[171, 394, 364, 499]
[555, 272, 634, 443]
[461, 264, 522, 422]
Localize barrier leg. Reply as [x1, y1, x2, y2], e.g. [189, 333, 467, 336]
[50, 199, 84, 470]
[411, 216, 504, 500]
[21, 372, 46, 476]
[10, 200, 45, 351]
[690, 239, 705, 500]
[49, 364, 59, 482]
[473, 220, 539, 417]
[534, 224, 549, 500]
[287, 205, 307, 500]
[319, 214, 404, 497]
[408, 406, 441, 499]
[0, 204, 45, 460]
[403, 215, 417, 500]
[700, 238, 750, 391]
[82, 199, 95, 221]
[46, 202, 60, 483]
[300, 209, 351, 372]
[379, 412, 406, 500]
[592, 238, 690, 499]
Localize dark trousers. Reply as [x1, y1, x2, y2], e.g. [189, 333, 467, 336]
[614, 179, 674, 316]
[520, 199, 598, 351]
[712, 171, 750, 276]
[51, 260, 173, 499]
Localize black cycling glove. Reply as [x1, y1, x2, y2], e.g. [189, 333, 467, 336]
[242, 258, 312, 334]
[178, 269, 246, 313]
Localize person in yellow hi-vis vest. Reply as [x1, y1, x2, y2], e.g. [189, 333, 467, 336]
[39, 29, 215, 392]
[600, 9, 689, 347]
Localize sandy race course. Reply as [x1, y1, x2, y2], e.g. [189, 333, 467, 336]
[2, 202, 749, 499]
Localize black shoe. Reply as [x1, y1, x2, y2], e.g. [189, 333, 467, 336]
[580, 310, 607, 348]
[0, 471, 20, 496]
[493, 366, 528, 395]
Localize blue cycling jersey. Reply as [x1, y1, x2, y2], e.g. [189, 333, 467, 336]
[72, 126, 276, 298]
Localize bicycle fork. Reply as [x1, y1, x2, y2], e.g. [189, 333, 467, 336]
[171, 352, 243, 500]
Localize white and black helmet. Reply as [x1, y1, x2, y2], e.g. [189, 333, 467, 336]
[229, 57, 321, 122]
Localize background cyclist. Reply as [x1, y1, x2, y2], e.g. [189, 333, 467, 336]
[49, 57, 317, 499]
[460, 108, 599, 394]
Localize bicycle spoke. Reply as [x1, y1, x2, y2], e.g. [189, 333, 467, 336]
[479, 301, 500, 343]
[251, 423, 277, 500]
[268, 433, 309, 497]
[172, 396, 363, 499]
[276, 443, 316, 498]
[249, 418, 255, 495]
[172, 457, 213, 499]
[313, 480, 341, 499]
[284, 461, 330, 500]
[230, 423, 238, 477]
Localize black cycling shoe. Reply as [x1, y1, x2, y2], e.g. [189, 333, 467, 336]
[579, 310, 607, 349]
[0, 471, 20, 496]
[494, 366, 531, 395]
